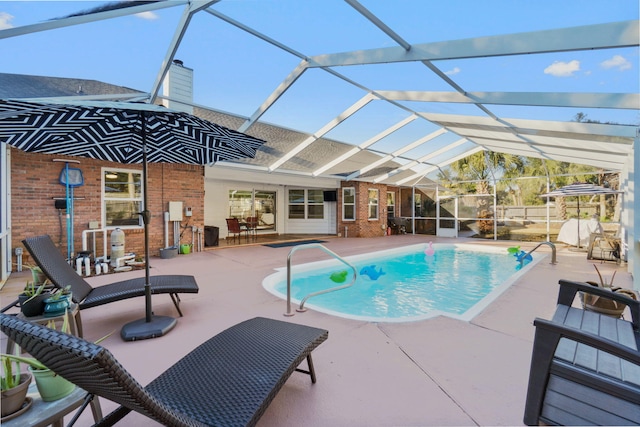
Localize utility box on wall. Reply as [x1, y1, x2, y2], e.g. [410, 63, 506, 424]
[169, 201, 183, 221]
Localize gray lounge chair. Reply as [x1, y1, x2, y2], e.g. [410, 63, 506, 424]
[21, 235, 199, 334]
[0, 313, 328, 427]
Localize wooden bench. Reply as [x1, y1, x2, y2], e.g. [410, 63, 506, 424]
[523, 279, 640, 426]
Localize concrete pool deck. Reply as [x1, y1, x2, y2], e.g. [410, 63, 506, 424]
[0, 235, 635, 426]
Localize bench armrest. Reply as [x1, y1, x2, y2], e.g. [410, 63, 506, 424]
[533, 317, 640, 364]
[558, 279, 639, 330]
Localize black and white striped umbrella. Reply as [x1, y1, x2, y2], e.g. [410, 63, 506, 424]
[0, 98, 265, 340]
[0, 98, 264, 164]
[539, 182, 622, 199]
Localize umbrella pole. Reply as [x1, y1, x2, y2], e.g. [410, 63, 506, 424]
[65, 163, 71, 262]
[121, 111, 177, 341]
[576, 198, 581, 249]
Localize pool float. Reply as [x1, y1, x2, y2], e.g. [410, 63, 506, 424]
[507, 246, 520, 254]
[330, 270, 348, 283]
[424, 241, 435, 256]
[360, 265, 385, 280]
[515, 250, 533, 263]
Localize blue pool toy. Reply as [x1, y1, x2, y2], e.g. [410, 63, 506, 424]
[360, 265, 386, 280]
[330, 270, 348, 283]
[514, 250, 533, 263]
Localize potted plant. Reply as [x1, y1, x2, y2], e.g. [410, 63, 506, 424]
[1, 311, 112, 402]
[43, 286, 72, 318]
[28, 266, 47, 287]
[581, 265, 638, 318]
[18, 282, 49, 317]
[2, 313, 75, 401]
[1, 350, 32, 418]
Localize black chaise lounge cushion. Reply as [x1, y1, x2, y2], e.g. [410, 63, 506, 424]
[22, 235, 199, 316]
[0, 313, 328, 427]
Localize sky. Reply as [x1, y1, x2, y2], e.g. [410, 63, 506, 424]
[0, 0, 638, 169]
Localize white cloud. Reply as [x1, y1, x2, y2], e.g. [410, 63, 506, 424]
[544, 60, 580, 77]
[600, 55, 631, 71]
[444, 67, 460, 76]
[0, 12, 14, 29]
[135, 11, 158, 20]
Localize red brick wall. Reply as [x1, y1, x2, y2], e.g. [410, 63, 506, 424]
[10, 148, 204, 264]
[338, 181, 388, 238]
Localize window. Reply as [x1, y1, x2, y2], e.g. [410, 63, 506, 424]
[342, 187, 355, 220]
[288, 189, 305, 219]
[103, 168, 143, 227]
[307, 189, 324, 219]
[288, 189, 324, 219]
[387, 191, 395, 218]
[368, 189, 379, 220]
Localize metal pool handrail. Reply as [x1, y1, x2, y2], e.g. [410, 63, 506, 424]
[520, 241, 557, 268]
[284, 243, 357, 316]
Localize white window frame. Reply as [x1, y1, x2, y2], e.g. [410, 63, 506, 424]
[102, 167, 144, 229]
[387, 191, 395, 218]
[342, 187, 355, 221]
[288, 189, 306, 219]
[368, 189, 379, 220]
[288, 189, 324, 220]
[307, 189, 324, 219]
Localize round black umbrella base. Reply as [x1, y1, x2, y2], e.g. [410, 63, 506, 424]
[121, 315, 177, 341]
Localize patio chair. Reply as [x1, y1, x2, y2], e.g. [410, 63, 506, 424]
[587, 225, 622, 263]
[18, 235, 199, 335]
[0, 313, 328, 427]
[245, 216, 258, 241]
[226, 218, 246, 243]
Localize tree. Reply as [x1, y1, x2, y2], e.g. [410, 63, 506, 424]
[445, 151, 525, 232]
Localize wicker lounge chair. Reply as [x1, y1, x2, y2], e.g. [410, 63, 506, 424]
[0, 313, 328, 427]
[20, 235, 199, 334]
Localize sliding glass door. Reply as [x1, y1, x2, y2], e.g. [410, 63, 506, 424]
[228, 189, 276, 232]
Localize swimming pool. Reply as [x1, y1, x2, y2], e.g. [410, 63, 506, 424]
[262, 243, 541, 322]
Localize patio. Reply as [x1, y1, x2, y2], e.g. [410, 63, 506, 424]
[0, 234, 633, 426]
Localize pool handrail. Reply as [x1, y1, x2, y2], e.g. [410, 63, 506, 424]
[284, 243, 357, 316]
[520, 241, 557, 268]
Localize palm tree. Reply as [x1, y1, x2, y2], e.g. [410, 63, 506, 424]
[447, 151, 524, 233]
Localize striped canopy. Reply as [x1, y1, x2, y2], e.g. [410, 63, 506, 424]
[0, 98, 266, 334]
[0, 98, 265, 165]
[540, 182, 622, 198]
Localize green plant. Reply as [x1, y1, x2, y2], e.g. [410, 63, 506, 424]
[29, 266, 47, 285]
[13, 263, 48, 286]
[21, 281, 46, 304]
[1, 310, 112, 371]
[46, 285, 72, 302]
[1, 350, 21, 390]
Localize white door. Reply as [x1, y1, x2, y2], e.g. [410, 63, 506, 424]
[437, 196, 458, 238]
[1, 146, 11, 285]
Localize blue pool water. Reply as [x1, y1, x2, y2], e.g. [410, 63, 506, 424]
[262, 243, 539, 322]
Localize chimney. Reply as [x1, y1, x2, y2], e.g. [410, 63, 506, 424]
[162, 59, 194, 113]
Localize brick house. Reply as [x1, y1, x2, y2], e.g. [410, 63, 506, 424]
[1, 70, 430, 278]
